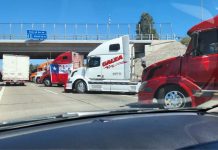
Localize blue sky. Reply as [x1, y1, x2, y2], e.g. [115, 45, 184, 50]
[0, 0, 217, 35]
[0, 0, 217, 65]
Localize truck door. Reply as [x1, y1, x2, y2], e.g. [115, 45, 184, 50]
[101, 44, 125, 80]
[86, 57, 102, 80]
[182, 29, 218, 90]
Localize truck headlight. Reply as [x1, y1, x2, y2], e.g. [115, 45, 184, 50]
[138, 81, 153, 93]
[138, 81, 147, 92]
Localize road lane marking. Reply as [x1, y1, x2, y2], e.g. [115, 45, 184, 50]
[119, 95, 138, 99]
[43, 89, 58, 95]
[29, 83, 37, 87]
[0, 86, 5, 103]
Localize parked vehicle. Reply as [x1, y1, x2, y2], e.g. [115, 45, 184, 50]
[29, 70, 37, 82]
[29, 61, 51, 83]
[138, 15, 218, 108]
[34, 61, 52, 84]
[0, 71, 2, 82]
[65, 36, 140, 93]
[2, 54, 30, 85]
[40, 51, 83, 87]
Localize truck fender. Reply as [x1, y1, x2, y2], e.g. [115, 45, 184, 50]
[153, 76, 201, 100]
[72, 78, 89, 91]
[42, 74, 50, 81]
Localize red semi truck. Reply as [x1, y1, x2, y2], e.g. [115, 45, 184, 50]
[40, 51, 83, 87]
[138, 15, 218, 109]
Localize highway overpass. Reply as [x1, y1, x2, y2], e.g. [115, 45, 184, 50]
[0, 39, 152, 59]
[0, 23, 176, 59]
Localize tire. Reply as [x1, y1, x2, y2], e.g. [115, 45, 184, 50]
[20, 83, 25, 86]
[36, 77, 40, 84]
[156, 85, 191, 109]
[33, 77, 36, 83]
[57, 84, 63, 87]
[127, 92, 136, 95]
[64, 89, 71, 93]
[44, 78, 52, 87]
[75, 80, 87, 93]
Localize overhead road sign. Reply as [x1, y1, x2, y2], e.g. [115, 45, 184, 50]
[27, 30, 47, 40]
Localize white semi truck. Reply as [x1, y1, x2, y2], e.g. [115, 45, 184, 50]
[65, 35, 140, 93]
[2, 54, 30, 85]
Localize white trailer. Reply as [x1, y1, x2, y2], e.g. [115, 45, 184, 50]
[65, 36, 141, 93]
[2, 54, 30, 85]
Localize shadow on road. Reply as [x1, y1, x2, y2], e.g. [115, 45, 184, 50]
[126, 102, 161, 109]
[67, 91, 137, 96]
[0, 82, 26, 86]
[38, 85, 63, 88]
[4, 84, 26, 87]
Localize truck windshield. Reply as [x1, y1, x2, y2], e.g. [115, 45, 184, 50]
[1, 0, 218, 126]
[87, 57, 101, 68]
[192, 29, 218, 56]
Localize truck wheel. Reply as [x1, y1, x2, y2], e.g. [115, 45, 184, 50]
[36, 77, 40, 84]
[64, 89, 71, 93]
[44, 78, 52, 87]
[157, 85, 191, 109]
[75, 80, 87, 93]
[57, 84, 63, 87]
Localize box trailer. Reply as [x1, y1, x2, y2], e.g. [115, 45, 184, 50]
[2, 54, 30, 85]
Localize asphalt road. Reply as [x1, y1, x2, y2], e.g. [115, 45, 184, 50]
[0, 82, 139, 122]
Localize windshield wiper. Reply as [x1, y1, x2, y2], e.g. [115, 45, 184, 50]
[0, 112, 79, 131]
[108, 107, 215, 115]
[198, 104, 218, 112]
[0, 107, 214, 131]
[0, 111, 115, 131]
[0, 108, 158, 131]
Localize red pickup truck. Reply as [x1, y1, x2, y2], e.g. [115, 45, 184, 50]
[138, 15, 218, 109]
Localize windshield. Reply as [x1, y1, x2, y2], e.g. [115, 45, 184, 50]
[0, 0, 218, 123]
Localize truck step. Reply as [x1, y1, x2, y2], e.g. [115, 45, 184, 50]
[194, 90, 218, 97]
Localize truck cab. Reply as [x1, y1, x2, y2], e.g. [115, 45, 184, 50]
[138, 15, 218, 109]
[65, 36, 140, 93]
[40, 51, 82, 87]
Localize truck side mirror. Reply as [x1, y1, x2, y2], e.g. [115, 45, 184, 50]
[84, 59, 88, 67]
[141, 63, 146, 68]
[192, 33, 199, 50]
[185, 33, 199, 56]
[141, 60, 146, 68]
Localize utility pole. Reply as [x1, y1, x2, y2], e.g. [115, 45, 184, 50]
[108, 15, 111, 35]
[201, 0, 203, 21]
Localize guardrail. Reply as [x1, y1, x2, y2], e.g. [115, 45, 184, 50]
[0, 34, 177, 40]
[0, 23, 176, 40]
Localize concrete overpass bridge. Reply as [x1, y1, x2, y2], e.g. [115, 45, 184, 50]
[0, 23, 176, 59]
[0, 39, 152, 59]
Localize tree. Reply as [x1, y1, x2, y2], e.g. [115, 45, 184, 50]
[180, 37, 191, 46]
[29, 63, 38, 73]
[136, 12, 158, 39]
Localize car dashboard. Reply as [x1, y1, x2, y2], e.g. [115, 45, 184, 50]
[0, 112, 218, 149]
